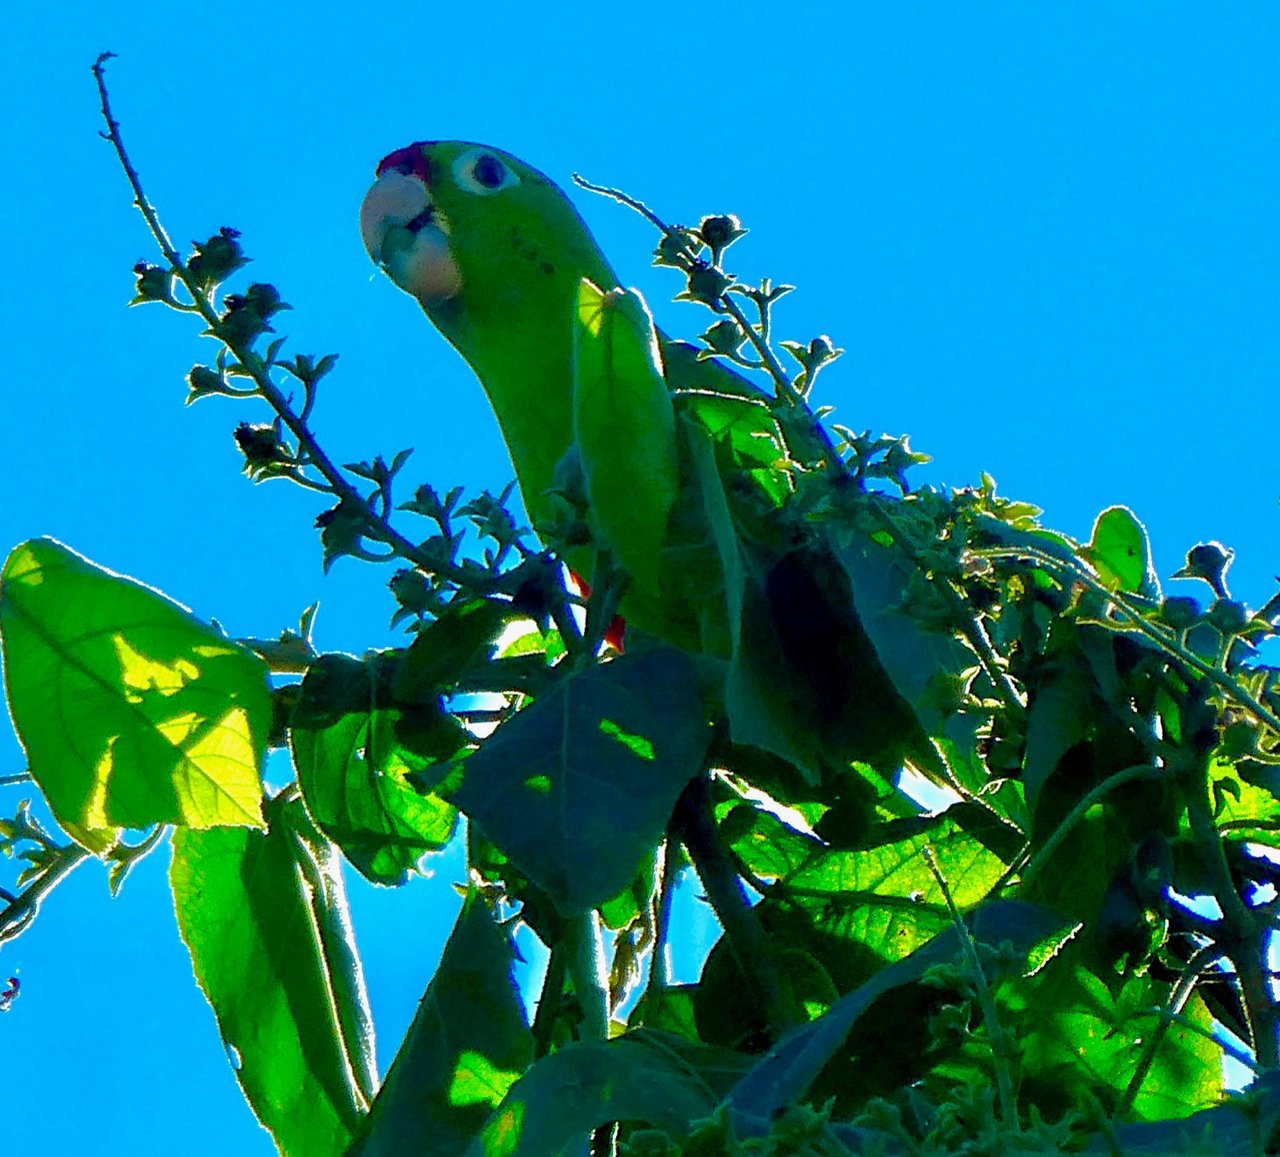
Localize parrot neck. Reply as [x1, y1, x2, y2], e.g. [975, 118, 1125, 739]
[427, 288, 579, 532]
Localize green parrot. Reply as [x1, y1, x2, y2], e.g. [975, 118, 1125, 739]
[360, 142, 623, 533]
[359, 142, 801, 637]
[360, 141, 939, 780]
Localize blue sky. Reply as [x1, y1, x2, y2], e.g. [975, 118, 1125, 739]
[3, 4, 1280, 1151]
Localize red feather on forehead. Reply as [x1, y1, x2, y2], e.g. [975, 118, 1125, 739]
[375, 143, 434, 183]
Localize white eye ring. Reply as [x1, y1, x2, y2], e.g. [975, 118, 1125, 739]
[452, 148, 519, 195]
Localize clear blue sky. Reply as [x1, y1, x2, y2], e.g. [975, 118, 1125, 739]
[3, 4, 1279, 1151]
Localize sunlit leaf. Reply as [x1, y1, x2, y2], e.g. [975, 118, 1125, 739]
[171, 793, 374, 1157]
[1085, 505, 1155, 595]
[1006, 963, 1223, 1122]
[0, 537, 269, 850]
[726, 901, 1073, 1119]
[292, 653, 465, 886]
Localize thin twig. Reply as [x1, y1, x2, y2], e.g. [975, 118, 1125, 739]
[1, 842, 90, 944]
[998, 764, 1164, 895]
[975, 541, 1280, 735]
[91, 54, 511, 596]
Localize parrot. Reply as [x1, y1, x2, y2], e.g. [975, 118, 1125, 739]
[358, 142, 804, 642]
[359, 141, 937, 781]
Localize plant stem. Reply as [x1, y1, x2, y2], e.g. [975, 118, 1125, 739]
[671, 775, 799, 1036]
[976, 541, 1280, 735]
[1001, 764, 1164, 894]
[1, 841, 89, 944]
[649, 840, 675, 995]
[923, 846, 1018, 1127]
[92, 55, 510, 594]
[1119, 940, 1222, 1116]
[531, 943, 568, 1059]
[562, 911, 610, 1042]
[1181, 750, 1279, 1067]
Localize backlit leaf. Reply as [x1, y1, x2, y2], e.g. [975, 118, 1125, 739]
[0, 537, 268, 850]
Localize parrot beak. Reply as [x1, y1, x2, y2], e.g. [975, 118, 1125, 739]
[360, 168, 462, 303]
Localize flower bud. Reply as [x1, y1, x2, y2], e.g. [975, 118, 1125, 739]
[697, 213, 745, 255]
[1159, 595, 1201, 631]
[684, 262, 731, 306]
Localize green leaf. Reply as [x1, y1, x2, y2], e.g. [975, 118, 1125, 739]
[682, 423, 821, 782]
[0, 537, 269, 851]
[1006, 962, 1223, 1122]
[448, 647, 710, 915]
[719, 799, 824, 881]
[466, 1032, 719, 1157]
[827, 520, 973, 756]
[392, 598, 513, 699]
[1081, 1070, 1280, 1154]
[726, 901, 1073, 1120]
[1208, 756, 1280, 842]
[699, 805, 1019, 1049]
[1021, 656, 1095, 809]
[291, 653, 465, 886]
[1084, 504, 1155, 594]
[348, 892, 532, 1157]
[171, 793, 374, 1157]
[574, 280, 679, 596]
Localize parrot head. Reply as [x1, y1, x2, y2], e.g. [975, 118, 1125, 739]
[359, 140, 616, 349]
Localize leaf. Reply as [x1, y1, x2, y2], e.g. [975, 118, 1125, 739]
[1006, 962, 1223, 1122]
[447, 646, 710, 915]
[826, 520, 973, 750]
[1081, 1070, 1280, 1153]
[348, 892, 532, 1157]
[171, 793, 374, 1157]
[392, 598, 513, 699]
[1084, 505, 1155, 595]
[574, 280, 679, 596]
[725, 901, 1074, 1120]
[291, 653, 465, 886]
[1208, 756, 1280, 842]
[466, 1032, 719, 1157]
[1021, 656, 1096, 809]
[682, 423, 822, 782]
[0, 537, 269, 851]
[720, 800, 824, 882]
[696, 805, 1020, 1048]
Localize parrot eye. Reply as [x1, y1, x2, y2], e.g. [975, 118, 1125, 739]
[453, 148, 519, 195]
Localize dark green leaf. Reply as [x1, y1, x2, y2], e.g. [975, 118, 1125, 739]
[726, 901, 1073, 1119]
[696, 806, 1019, 1051]
[392, 598, 513, 700]
[827, 521, 973, 750]
[348, 892, 532, 1157]
[466, 1032, 719, 1157]
[448, 647, 710, 915]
